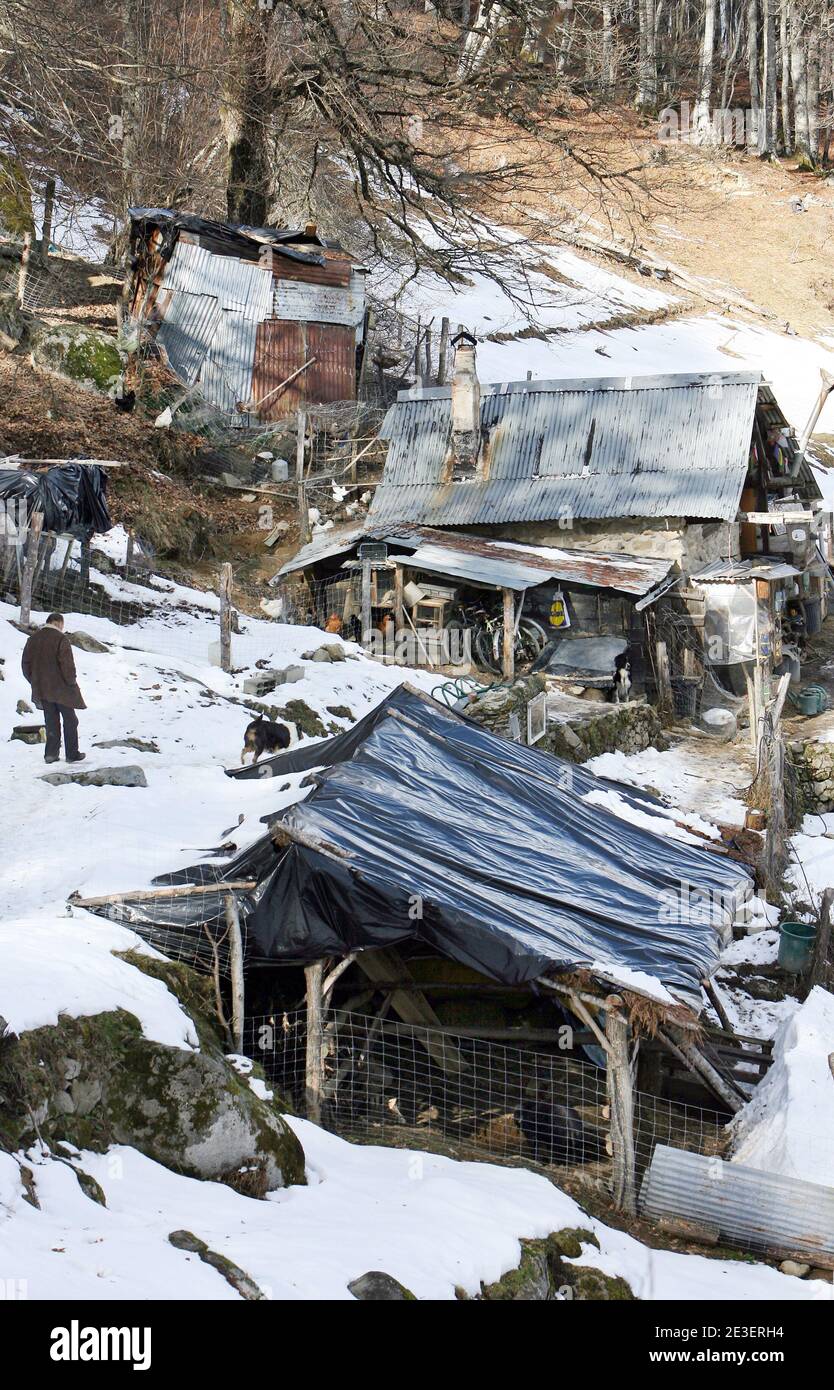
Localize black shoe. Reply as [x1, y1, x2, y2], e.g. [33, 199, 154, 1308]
[44, 755, 59, 764]
[66, 753, 86, 763]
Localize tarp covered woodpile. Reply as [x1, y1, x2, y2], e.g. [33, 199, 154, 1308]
[0, 463, 112, 535]
[104, 687, 751, 1001]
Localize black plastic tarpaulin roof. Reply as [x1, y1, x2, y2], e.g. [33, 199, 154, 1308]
[138, 686, 751, 1001]
[0, 464, 112, 536]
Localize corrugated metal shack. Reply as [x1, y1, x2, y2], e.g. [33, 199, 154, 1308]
[128, 209, 367, 420]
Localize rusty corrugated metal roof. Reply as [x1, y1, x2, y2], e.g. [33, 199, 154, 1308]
[276, 521, 674, 595]
[369, 372, 761, 527]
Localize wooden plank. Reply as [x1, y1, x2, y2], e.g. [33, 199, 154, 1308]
[355, 947, 468, 1074]
[71, 880, 256, 907]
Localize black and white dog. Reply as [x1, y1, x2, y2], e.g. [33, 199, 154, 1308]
[611, 653, 632, 704]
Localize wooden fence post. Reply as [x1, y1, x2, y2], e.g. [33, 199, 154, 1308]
[19, 510, 44, 626]
[125, 529, 135, 580]
[394, 563, 404, 634]
[605, 999, 637, 1215]
[219, 562, 233, 673]
[16, 231, 32, 307]
[304, 960, 325, 1126]
[296, 409, 309, 545]
[224, 894, 246, 1054]
[361, 555, 373, 648]
[809, 886, 834, 992]
[655, 639, 674, 724]
[502, 587, 515, 681]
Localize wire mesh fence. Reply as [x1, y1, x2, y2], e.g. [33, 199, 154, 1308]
[82, 876, 251, 979]
[245, 1008, 728, 1183]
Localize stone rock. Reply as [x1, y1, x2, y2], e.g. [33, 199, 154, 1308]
[322, 643, 346, 662]
[67, 630, 110, 654]
[309, 646, 333, 662]
[93, 737, 160, 754]
[30, 323, 125, 394]
[168, 1230, 267, 1300]
[11, 723, 45, 744]
[348, 1271, 416, 1301]
[41, 764, 148, 788]
[16, 699, 32, 715]
[0, 954, 305, 1193]
[780, 1260, 811, 1278]
[327, 705, 354, 721]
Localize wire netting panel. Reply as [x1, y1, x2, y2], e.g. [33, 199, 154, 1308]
[245, 1009, 728, 1182]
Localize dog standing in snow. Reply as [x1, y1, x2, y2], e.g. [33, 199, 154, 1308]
[241, 714, 292, 764]
[611, 654, 632, 704]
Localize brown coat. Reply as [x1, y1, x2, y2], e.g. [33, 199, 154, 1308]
[21, 626, 86, 710]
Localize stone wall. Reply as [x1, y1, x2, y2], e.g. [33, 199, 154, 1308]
[466, 673, 665, 763]
[790, 736, 834, 814]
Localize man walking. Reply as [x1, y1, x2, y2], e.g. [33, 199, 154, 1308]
[21, 613, 86, 764]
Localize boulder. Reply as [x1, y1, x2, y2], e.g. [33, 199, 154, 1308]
[309, 646, 333, 662]
[41, 764, 148, 788]
[0, 954, 305, 1193]
[93, 738, 160, 754]
[16, 699, 32, 715]
[11, 723, 45, 744]
[66, 630, 110, 654]
[348, 1271, 416, 1301]
[30, 323, 125, 394]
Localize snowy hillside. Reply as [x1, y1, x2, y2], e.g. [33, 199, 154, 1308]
[0, 553, 830, 1302]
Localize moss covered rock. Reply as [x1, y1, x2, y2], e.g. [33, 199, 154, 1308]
[31, 323, 125, 393]
[479, 1228, 635, 1301]
[0, 155, 35, 238]
[0, 953, 305, 1193]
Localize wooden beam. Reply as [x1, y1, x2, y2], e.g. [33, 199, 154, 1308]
[605, 1003, 637, 1215]
[225, 893, 246, 1054]
[502, 587, 515, 680]
[19, 511, 43, 626]
[658, 1028, 744, 1113]
[70, 880, 256, 908]
[219, 562, 233, 673]
[354, 947, 467, 1075]
[393, 564, 404, 634]
[304, 960, 324, 1126]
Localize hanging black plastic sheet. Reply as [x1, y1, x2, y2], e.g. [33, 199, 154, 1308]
[0, 464, 112, 536]
[132, 685, 753, 999]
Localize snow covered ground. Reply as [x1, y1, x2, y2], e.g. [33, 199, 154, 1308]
[3, 1121, 830, 1302]
[0, 557, 830, 1300]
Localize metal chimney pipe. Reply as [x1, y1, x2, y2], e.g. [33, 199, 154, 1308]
[451, 330, 481, 471]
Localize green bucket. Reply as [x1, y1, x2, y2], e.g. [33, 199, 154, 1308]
[795, 685, 829, 717]
[777, 920, 816, 973]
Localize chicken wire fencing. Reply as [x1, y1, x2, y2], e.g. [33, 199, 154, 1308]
[244, 1008, 728, 1183]
[81, 878, 251, 980]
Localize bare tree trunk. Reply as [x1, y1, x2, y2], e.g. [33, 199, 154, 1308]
[791, 5, 814, 165]
[221, 0, 275, 224]
[781, 0, 792, 150]
[119, 0, 149, 224]
[602, 2, 615, 89]
[760, 0, 778, 153]
[747, 0, 761, 149]
[38, 176, 55, 259]
[694, 0, 718, 141]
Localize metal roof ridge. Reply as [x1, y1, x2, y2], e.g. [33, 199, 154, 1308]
[395, 369, 762, 402]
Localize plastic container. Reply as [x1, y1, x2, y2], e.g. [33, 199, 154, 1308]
[804, 596, 823, 635]
[777, 919, 816, 973]
[795, 685, 828, 717]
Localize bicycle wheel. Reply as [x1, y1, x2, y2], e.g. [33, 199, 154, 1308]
[475, 623, 502, 673]
[516, 617, 548, 665]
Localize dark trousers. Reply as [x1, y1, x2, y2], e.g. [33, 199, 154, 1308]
[42, 701, 80, 760]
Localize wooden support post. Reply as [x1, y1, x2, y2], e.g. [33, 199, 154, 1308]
[394, 563, 404, 635]
[125, 529, 135, 579]
[808, 886, 834, 992]
[80, 536, 91, 587]
[296, 409, 309, 545]
[58, 537, 74, 582]
[605, 1001, 636, 1215]
[655, 639, 674, 724]
[219, 562, 233, 673]
[225, 893, 246, 1054]
[361, 556, 373, 648]
[502, 587, 515, 681]
[19, 510, 43, 626]
[304, 960, 325, 1126]
[437, 316, 450, 385]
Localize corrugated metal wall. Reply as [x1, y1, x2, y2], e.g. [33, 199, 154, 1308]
[155, 290, 220, 385]
[252, 320, 357, 419]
